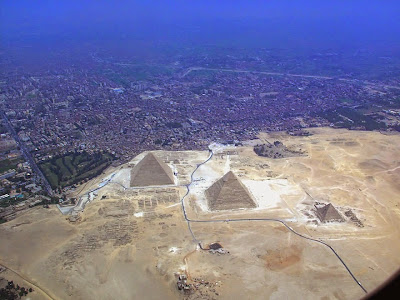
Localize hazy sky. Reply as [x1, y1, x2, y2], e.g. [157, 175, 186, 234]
[2, 1, 399, 30]
[1, 1, 399, 51]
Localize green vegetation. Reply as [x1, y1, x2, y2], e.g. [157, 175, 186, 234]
[166, 122, 183, 129]
[0, 280, 33, 299]
[0, 158, 23, 173]
[101, 64, 176, 86]
[26, 91, 37, 99]
[318, 108, 386, 131]
[0, 195, 25, 208]
[39, 151, 115, 189]
[0, 124, 7, 134]
[187, 70, 218, 94]
[339, 98, 354, 104]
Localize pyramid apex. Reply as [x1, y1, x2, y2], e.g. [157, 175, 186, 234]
[205, 171, 256, 211]
[130, 152, 174, 187]
[316, 203, 344, 223]
[142, 152, 157, 160]
[222, 171, 236, 182]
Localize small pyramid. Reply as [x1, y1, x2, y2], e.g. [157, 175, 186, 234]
[205, 171, 256, 211]
[316, 203, 344, 222]
[130, 153, 175, 187]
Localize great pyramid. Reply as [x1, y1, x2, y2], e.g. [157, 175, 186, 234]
[205, 171, 256, 211]
[130, 152, 175, 187]
[316, 203, 344, 222]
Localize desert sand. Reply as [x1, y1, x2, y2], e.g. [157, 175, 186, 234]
[1, 128, 400, 299]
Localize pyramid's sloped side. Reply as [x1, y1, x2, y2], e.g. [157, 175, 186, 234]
[206, 172, 256, 211]
[205, 179, 224, 205]
[130, 153, 174, 187]
[317, 204, 344, 222]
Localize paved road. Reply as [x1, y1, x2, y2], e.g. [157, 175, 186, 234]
[182, 66, 334, 80]
[180, 148, 368, 294]
[73, 173, 116, 211]
[181, 67, 400, 91]
[1, 111, 53, 195]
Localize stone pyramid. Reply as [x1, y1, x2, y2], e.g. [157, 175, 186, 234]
[316, 203, 344, 222]
[130, 153, 174, 187]
[205, 171, 256, 211]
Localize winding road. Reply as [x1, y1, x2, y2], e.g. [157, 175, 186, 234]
[179, 148, 368, 294]
[0, 147, 368, 298]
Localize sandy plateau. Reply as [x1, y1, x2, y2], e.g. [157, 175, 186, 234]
[1, 128, 400, 299]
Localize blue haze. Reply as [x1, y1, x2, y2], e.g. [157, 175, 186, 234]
[1, 1, 400, 66]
